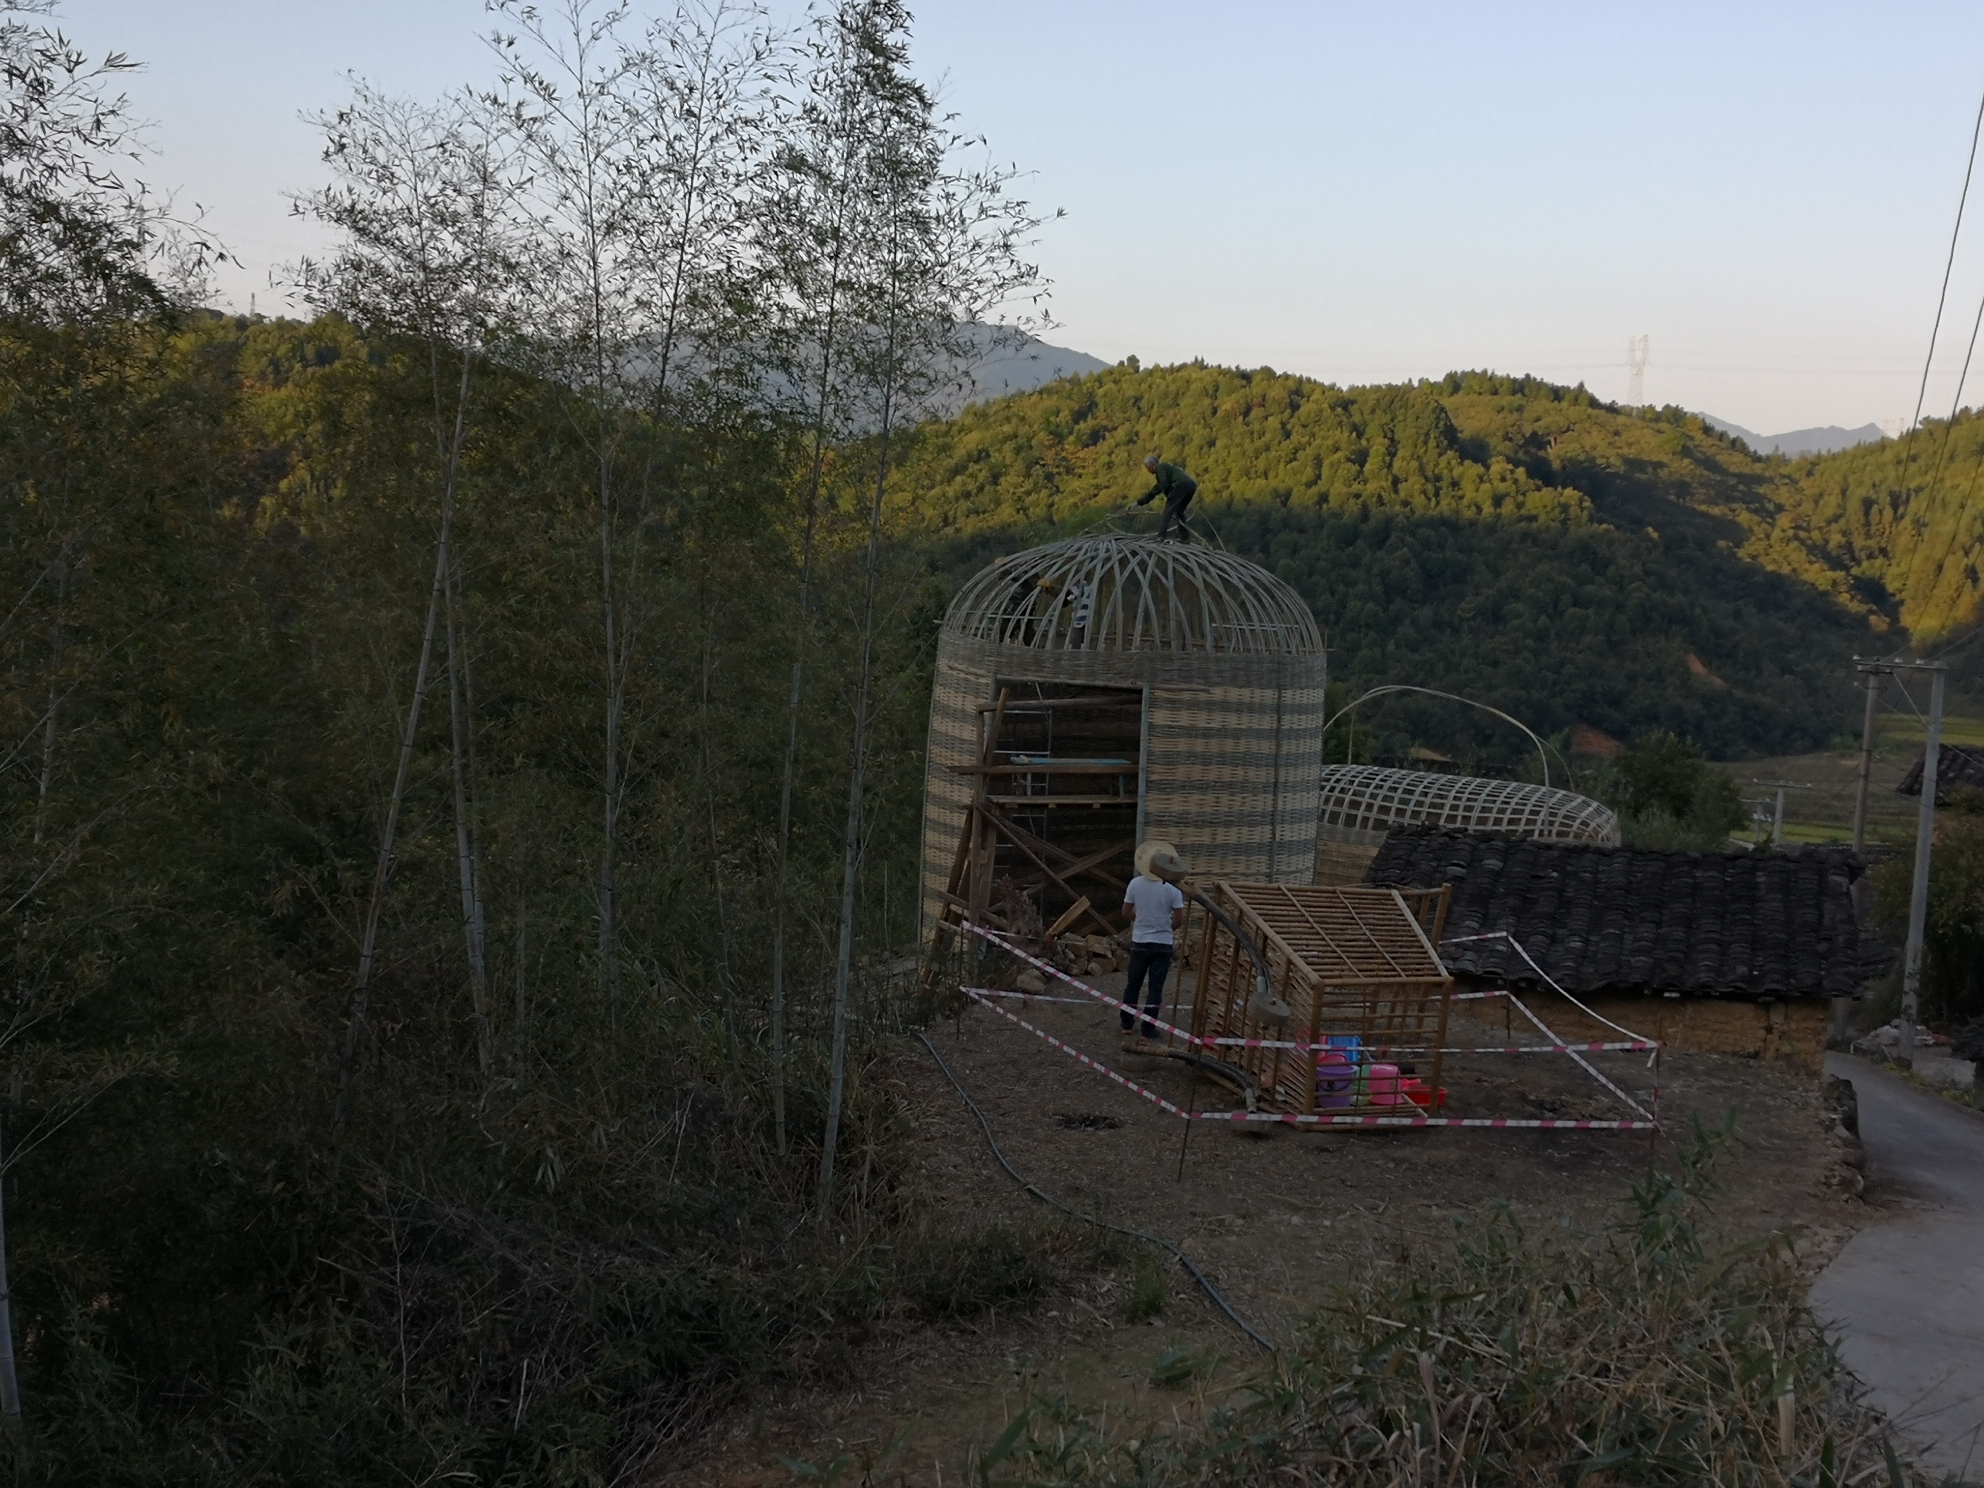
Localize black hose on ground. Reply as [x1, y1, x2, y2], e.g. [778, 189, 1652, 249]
[912, 1030, 1275, 1354]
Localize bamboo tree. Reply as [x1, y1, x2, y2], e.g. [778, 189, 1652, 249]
[0, 5, 226, 1418]
[763, 1, 875, 1160]
[444, 549, 493, 1075]
[30, 555, 65, 850]
[301, 87, 524, 1111]
[619, 3, 781, 1066]
[331, 536, 448, 1138]
[695, 592, 738, 1064]
[495, 0, 641, 1019]
[499, 0, 785, 1058]
[814, 0, 1043, 1205]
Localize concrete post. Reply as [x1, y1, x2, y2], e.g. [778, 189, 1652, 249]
[1852, 668, 1880, 854]
[1898, 666, 1946, 1069]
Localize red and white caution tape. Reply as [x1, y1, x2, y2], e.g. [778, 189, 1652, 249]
[963, 923, 1205, 1042]
[960, 987, 1660, 1132]
[958, 986, 1200, 1117]
[963, 923, 1659, 1061]
[1356, 1040, 1660, 1055]
[1501, 978, 1654, 1121]
[1442, 931, 1655, 1045]
[961, 920, 1660, 1126]
[969, 989, 1097, 1006]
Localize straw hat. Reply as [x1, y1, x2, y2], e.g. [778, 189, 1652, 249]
[1134, 840, 1185, 883]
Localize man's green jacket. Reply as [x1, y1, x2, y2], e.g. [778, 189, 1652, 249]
[1138, 462, 1197, 504]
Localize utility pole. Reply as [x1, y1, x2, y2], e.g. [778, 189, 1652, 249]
[1851, 665, 1883, 853]
[1896, 662, 1947, 1069]
[1748, 778, 1812, 846]
[0, 1112, 16, 1422]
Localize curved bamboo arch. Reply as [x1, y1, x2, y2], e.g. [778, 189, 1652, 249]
[1322, 684, 1560, 788]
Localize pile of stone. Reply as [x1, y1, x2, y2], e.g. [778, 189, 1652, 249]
[1955, 1016, 1984, 1077]
[1820, 1074, 1867, 1200]
[1052, 933, 1127, 979]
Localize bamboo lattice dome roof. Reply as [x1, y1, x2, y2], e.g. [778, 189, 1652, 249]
[1319, 765, 1620, 845]
[942, 536, 1323, 656]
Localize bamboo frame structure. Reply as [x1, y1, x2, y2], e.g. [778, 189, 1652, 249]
[1187, 882, 1455, 1116]
[1318, 765, 1620, 843]
[921, 536, 1327, 940]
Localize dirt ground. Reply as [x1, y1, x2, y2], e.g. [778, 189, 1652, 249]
[664, 976, 1863, 1487]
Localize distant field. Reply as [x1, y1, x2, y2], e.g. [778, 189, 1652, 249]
[1870, 709, 1984, 749]
[1718, 711, 1982, 848]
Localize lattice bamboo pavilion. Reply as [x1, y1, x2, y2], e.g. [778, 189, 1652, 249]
[920, 536, 1326, 942]
[1315, 764, 1619, 883]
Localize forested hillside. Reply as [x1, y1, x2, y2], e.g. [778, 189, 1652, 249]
[895, 363, 1927, 761]
[1768, 410, 1984, 641]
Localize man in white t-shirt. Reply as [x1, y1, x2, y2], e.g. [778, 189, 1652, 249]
[1118, 865, 1186, 1049]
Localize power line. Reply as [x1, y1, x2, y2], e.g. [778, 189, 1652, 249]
[1896, 81, 1984, 499]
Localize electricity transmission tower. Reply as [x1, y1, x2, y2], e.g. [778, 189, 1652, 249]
[1626, 335, 1649, 406]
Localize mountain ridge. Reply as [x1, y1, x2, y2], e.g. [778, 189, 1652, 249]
[1701, 414, 1884, 458]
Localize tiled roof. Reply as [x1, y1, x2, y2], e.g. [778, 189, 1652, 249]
[1364, 825, 1888, 999]
[1897, 745, 1984, 800]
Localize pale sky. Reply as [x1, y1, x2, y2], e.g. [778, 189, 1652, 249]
[70, 1, 1984, 433]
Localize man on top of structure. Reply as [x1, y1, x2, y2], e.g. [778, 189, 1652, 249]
[1137, 454, 1197, 542]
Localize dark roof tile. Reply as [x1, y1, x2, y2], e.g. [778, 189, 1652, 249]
[1898, 745, 1984, 799]
[1365, 825, 1889, 999]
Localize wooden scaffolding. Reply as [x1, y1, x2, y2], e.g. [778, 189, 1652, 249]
[927, 684, 1141, 960]
[1188, 882, 1454, 1115]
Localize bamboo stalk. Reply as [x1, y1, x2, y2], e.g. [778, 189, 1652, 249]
[333, 512, 451, 1142]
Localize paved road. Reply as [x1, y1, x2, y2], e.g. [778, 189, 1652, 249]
[1810, 1054, 1984, 1483]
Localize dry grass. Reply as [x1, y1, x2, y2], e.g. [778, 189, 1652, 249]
[929, 1120, 1921, 1488]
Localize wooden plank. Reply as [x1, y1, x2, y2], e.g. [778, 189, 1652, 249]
[967, 690, 1009, 927]
[982, 809, 1132, 890]
[947, 761, 1140, 775]
[980, 812, 1118, 937]
[987, 794, 1138, 807]
[1235, 887, 1447, 985]
[974, 694, 1140, 712]
[1043, 896, 1092, 941]
[1272, 883, 1412, 983]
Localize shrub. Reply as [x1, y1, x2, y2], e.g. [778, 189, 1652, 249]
[953, 1122, 1908, 1487]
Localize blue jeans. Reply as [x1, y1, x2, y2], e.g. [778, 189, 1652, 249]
[1122, 943, 1173, 1038]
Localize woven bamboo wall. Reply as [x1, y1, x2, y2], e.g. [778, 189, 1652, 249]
[918, 537, 1327, 937]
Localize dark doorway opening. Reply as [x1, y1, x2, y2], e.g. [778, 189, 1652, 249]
[982, 680, 1143, 933]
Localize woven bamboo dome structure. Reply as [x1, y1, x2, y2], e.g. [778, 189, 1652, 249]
[1314, 764, 1620, 883]
[920, 535, 1326, 939]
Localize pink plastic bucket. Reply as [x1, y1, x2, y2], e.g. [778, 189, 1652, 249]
[1364, 1063, 1402, 1105]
